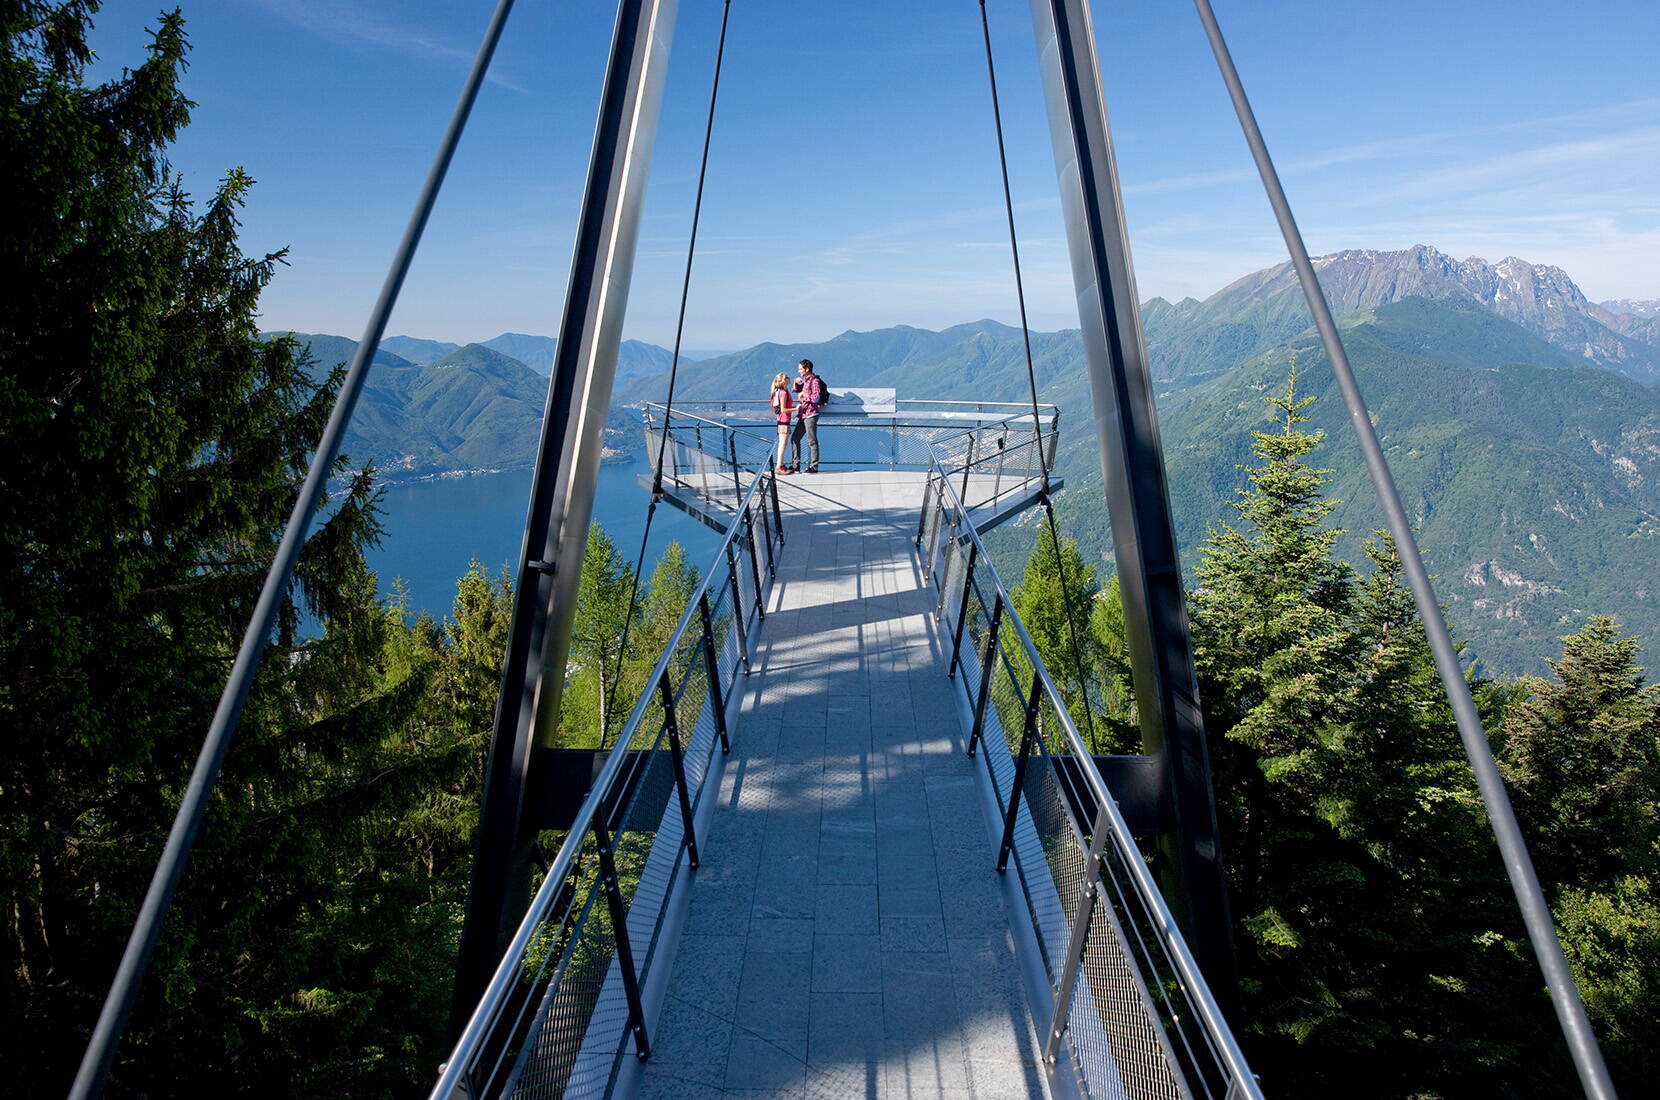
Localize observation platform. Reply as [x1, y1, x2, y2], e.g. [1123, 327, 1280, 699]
[632, 470, 1055, 1099]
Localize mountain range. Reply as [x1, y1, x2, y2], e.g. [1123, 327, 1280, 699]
[279, 245, 1659, 673]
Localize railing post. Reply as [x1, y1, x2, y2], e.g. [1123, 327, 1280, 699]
[725, 542, 751, 676]
[592, 815, 651, 1060]
[695, 423, 709, 501]
[916, 473, 935, 549]
[756, 493, 777, 580]
[968, 594, 1003, 757]
[697, 593, 730, 753]
[997, 671, 1043, 873]
[727, 430, 743, 509]
[935, 516, 959, 619]
[992, 431, 1007, 503]
[744, 515, 766, 622]
[1045, 801, 1115, 1065]
[961, 436, 977, 505]
[657, 671, 701, 870]
[947, 542, 979, 680]
[769, 467, 785, 545]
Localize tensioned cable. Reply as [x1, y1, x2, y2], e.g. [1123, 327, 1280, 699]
[67, 2, 524, 1096]
[977, 0, 1101, 753]
[1189, 1, 1616, 1095]
[601, 0, 734, 748]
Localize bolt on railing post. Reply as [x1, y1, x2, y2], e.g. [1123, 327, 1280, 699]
[948, 542, 979, 680]
[592, 815, 651, 1060]
[697, 593, 730, 753]
[744, 515, 766, 622]
[725, 542, 751, 676]
[657, 671, 701, 870]
[997, 671, 1043, 873]
[968, 594, 1003, 758]
[1045, 800, 1114, 1065]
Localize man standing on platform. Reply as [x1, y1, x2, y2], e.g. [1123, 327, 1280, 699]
[790, 358, 825, 473]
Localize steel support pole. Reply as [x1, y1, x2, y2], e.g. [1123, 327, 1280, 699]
[658, 672, 701, 869]
[1028, 0, 1236, 1011]
[967, 594, 1004, 758]
[697, 593, 730, 752]
[452, 0, 680, 1033]
[1191, 4, 1614, 1089]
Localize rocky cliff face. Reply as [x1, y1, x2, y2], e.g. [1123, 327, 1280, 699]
[1151, 245, 1660, 384]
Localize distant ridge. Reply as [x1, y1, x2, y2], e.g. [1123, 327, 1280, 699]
[1141, 245, 1660, 385]
[282, 246, 1657, 673]
[380, 335, 460, 364]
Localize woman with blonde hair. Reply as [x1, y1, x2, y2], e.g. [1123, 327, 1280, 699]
[770, 371, 795, 473]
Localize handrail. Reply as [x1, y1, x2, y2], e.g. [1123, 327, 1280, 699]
[925, 456, 1261, 1100]
[432, 465, 775, 1099]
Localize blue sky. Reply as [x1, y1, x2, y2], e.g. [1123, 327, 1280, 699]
[88, 0, 1660, 350]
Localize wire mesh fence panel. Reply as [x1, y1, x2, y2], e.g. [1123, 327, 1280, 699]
[914, 463, 1255, 1100]
[1066, 885, 1189, 1100]
[501, 863, 617, 1100]
[436, 464, 789, 1100]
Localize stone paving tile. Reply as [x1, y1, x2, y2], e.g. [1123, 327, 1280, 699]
[639, 1058, 726, 1100]
[644, 473, 1048, 1099]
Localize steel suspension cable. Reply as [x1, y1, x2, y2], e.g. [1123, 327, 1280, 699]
[977, 0, 1101, 752]
[68, 3, 523, 1096]
[602, 0, 734, 747]
[1190, 1, 1616, 1095]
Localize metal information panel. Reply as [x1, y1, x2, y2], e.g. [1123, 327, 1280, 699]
[824, 387, 897, 414]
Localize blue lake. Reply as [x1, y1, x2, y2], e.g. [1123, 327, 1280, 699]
[365, 459, 720, 621]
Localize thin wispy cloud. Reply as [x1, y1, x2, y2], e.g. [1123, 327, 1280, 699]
[251, 0, 526, 91]
[1125, 97, 1660, 198]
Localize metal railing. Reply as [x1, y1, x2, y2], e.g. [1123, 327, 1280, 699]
[917, 456, 1262, 1100]
[432, 466, 783, 1100]
[643, 398, 1057, 475]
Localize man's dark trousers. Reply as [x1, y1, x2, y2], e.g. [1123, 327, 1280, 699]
[790, 413, 819, 472]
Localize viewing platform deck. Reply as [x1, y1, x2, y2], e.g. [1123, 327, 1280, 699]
[632, 471, 1056, 1100]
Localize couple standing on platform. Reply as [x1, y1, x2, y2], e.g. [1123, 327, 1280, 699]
[771, 358, 824, 475]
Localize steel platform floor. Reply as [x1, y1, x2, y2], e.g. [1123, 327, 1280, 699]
[634, 471, 1053, 1100]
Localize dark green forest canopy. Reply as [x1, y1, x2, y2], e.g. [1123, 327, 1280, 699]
[0, 5, 700, 1094]
[1013, 365, 1659, 1094]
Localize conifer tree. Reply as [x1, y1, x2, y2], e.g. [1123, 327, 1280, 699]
[1503, 616, 1660, 1088]
[569, 522, 636, 745]
[1187, 362, 1562, 1094]
[1, 6, 481, 1091]
[1503, 616, 1660, 888]
[1012, 522, 1106, 750]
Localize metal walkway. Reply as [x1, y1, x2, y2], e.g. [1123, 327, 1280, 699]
[636, 471, 1053, 1099]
